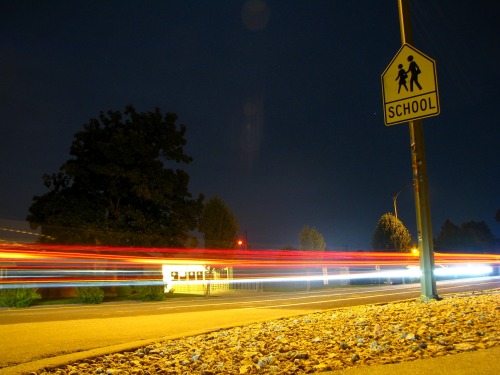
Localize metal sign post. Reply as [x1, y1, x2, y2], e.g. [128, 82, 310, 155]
[397, 0, 439, 300]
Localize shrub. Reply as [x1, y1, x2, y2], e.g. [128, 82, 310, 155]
[0, 288, 41, 308]
[135, 285, 166, 301]
[77, 286, 104, 304]
[116, 285, 133, 297]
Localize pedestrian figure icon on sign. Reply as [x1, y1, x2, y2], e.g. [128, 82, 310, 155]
[396, 63, 408, 94]
[407, 55, 422, 91]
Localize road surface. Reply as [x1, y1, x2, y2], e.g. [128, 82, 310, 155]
[0, 276, 498, 374]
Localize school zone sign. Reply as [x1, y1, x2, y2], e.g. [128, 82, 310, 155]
[381, 44, 440, 126]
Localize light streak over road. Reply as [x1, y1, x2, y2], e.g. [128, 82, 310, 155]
[0, 243, 497, 289]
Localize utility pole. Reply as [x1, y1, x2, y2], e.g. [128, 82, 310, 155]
[397, 0, 439, 300]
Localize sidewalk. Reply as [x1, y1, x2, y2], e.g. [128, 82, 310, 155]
[327, 345, 500, 375]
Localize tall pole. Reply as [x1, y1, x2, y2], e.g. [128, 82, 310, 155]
[393, 194, 399, 220]
[397, 0, 438, 300]
[392, 183, 412, 220]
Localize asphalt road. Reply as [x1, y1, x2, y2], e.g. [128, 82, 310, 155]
[3, 277, 498, 325]
[1, 277, 498, 374]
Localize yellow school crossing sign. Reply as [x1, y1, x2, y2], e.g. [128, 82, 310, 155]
[381, 44, 440, 126]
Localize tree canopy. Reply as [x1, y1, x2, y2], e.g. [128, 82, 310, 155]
[299, 225, 326, 251]
[27, 105, 203, 247]
[435, 219, 496, 253]
[199, 196, 239, 249]
[371, 213, 412, 252]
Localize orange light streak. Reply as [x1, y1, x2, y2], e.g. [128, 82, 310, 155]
[1, 243, 497, 289]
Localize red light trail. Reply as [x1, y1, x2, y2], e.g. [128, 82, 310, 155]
[0, 243, 497, 290]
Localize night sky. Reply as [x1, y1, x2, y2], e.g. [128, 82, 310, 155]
[1, 1, 499, 249]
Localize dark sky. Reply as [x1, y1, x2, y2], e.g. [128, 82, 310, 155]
[1, 1, 499, 249]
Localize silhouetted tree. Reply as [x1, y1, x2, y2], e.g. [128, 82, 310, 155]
[199, 196, 239, 249]
[436, 219, 495, 253]
[299, 225, 326, 251]
[299, 225, 326, 291]
[27, 105, 203, 247]
[435, 219, 461, 250]
[371, 213, 412, 252]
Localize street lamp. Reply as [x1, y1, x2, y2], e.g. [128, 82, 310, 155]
[392, 183, 412, 220]
[237, 230, 248, 250]
[237, 239, 247, 250]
